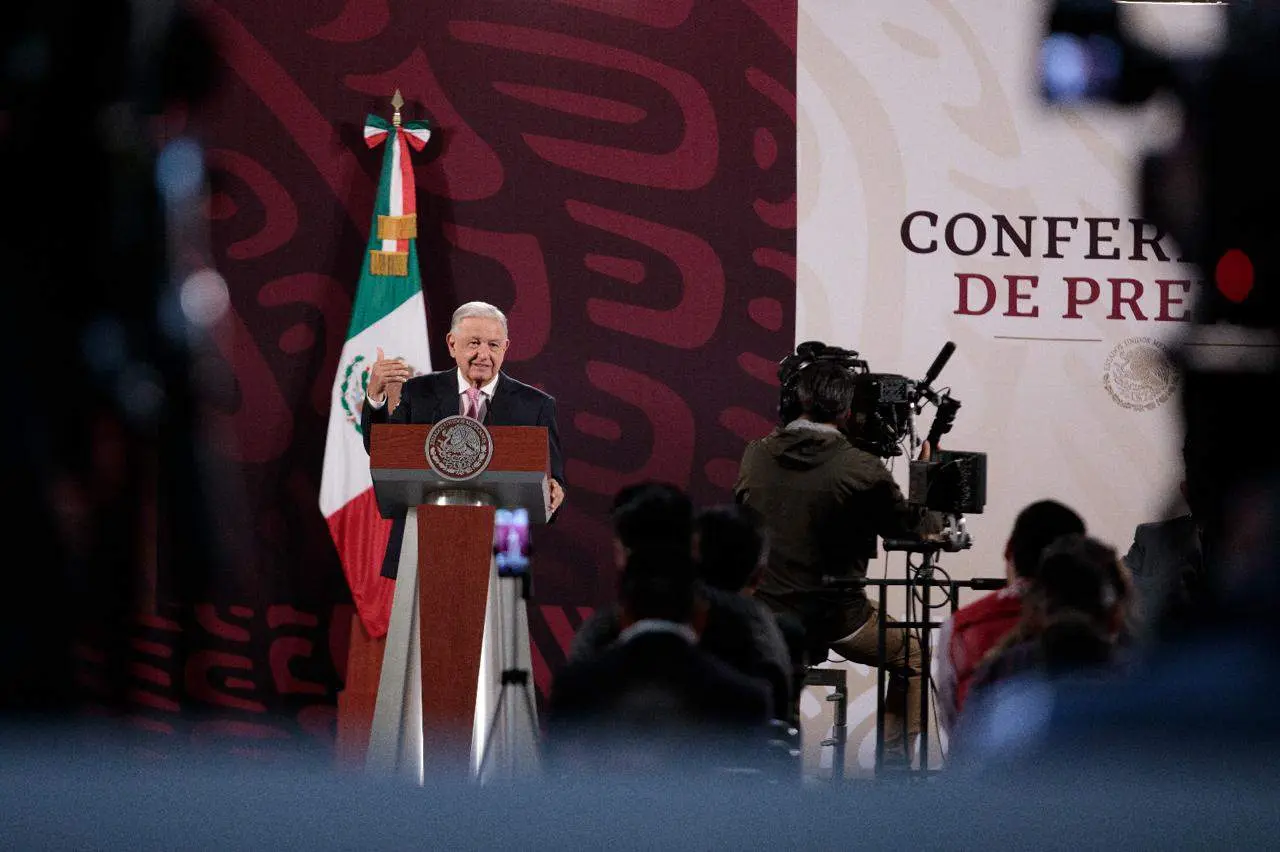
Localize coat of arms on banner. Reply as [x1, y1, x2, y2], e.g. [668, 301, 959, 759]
[425, 415, 494, 480]
[1103, 337, 1179, 411]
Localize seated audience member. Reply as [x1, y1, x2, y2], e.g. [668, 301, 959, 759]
[935, 500, 1086, 737]
[1124, 457, 1207, 641]
[694, 505, 797, 722]
[568, 484, 790, 720]
[955, 534, 1135, 749]
[544, 549, 772, 776]
[568, 481, 693, 659]
[951, 476, 1280, 779]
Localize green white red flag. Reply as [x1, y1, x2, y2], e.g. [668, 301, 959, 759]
[319, 106, 432, 638]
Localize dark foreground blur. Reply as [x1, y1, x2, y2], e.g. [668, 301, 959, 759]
[2, 728, 1279, 850]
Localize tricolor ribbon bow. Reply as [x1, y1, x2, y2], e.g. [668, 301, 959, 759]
[362, 108, 432, 277]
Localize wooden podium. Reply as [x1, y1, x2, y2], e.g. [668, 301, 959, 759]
[354, 422, 549, 780]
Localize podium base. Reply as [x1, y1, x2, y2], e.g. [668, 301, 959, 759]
[366, 507, 539, 783]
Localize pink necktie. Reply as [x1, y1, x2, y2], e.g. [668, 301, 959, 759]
[464, 387, 482, 420]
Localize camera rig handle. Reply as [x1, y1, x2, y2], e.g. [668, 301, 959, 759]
[924, 394, 961, 450]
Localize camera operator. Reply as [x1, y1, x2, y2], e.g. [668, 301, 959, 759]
[734, 359, 939, 767]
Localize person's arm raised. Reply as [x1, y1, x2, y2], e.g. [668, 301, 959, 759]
[361, 346, 413, 455]
[366, 346, 411, 406]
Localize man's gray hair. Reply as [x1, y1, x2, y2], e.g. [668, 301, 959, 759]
[450, 301, 508, 336]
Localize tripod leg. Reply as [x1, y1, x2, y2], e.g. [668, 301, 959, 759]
[522, 681, 540, 747]
[478, 563, 540, 780]
[920, 561, 932, 773]
[477, 688, 508, 781]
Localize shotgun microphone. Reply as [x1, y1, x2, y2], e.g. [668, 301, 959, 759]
[922, 341, 956, 388]
[914, 341, 957, 414]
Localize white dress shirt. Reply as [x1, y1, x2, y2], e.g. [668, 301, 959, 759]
[456, 368, 500, 420]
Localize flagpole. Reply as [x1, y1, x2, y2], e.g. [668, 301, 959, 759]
[325, 83, 436, 767]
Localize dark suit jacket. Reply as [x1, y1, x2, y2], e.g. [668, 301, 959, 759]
[545, 631, 772, 775]
[361, 368, 565, 578]
[1125, 514, 1203, 638]
[568, 589, 794, 723]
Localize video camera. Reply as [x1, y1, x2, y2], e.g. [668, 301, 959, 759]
[1039, 0, 1280, 331]
[776, 339, 986, 519]
[1038, 0, 1280, 546]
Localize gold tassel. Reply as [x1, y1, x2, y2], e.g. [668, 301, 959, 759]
[377, 214, 418, 240]
[369, 250, 409, 277]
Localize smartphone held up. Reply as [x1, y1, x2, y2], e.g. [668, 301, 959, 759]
[493, 508, 531, 577]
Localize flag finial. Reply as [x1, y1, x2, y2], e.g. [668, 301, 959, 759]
[391, 89, 404, 127]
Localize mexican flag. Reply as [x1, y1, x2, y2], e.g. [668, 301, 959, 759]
[319, 109, 432, 638]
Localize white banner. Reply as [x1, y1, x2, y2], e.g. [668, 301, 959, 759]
[796, 0, 1223, 775]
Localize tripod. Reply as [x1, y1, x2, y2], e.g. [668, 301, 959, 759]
[882, 540, 949, 775]
[476, 568, 539, 782]
[822, 520, 1000, 777]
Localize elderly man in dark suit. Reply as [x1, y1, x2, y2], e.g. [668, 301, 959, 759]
[361, 300, 565, 576]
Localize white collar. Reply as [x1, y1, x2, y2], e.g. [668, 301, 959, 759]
[785, 418, 842, 435]
[616, 619, 698, 646]
[999, 576, 1030, 599]
[456, 368, 500, 398]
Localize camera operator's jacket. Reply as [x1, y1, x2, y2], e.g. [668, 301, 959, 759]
[734, 422, 936, 642]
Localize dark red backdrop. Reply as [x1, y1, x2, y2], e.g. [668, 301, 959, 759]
[101, 0, 796, 756]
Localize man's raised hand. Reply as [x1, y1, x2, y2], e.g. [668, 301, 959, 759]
[368, 346, 412, 403]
